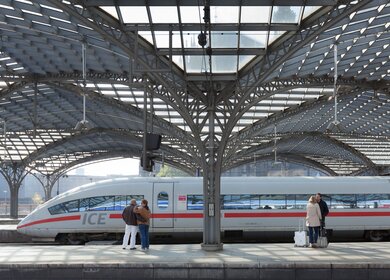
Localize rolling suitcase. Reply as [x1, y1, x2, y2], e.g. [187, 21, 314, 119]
[294, 219, 308, 247]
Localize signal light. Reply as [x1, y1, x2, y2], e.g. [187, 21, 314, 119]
[141, 153, 155, 172]
[145, 133, 161, 151]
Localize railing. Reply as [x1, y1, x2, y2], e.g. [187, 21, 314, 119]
[0, 203, 39, 216]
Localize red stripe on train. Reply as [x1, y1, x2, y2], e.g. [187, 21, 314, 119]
[224, 212, 390, 218]
[153, 213, 203, 218]
[224, 212, 305, 218]
[18, 211, 390, 229]
[109, 213, 203, 219]
[109, 214, 122, 219]
[17, 215, 81, 229]
[329, 212, 390, 217]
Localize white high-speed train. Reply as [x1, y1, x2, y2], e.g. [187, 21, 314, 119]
[17, 176, 390, 244]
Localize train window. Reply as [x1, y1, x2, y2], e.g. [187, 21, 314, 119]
[223, 195, 252, 210]
[157, 192, 169, 209]
[63, 200, 80, 213]
[260, 195, 286, 209]
[187, 195, 203, 210]
[127, 195, 144, 206]
[108, 195, 145, 210]
[89, 196, 115, 211]
[286, 195, 296, 209]
[48, 204, 67, 215]
[295, 195, 310, 209]
[330, 194, 357, 209]
[322, 194, 331, 207]
[115, 196, 127, 210]
[356, 195, 366, 208]
[366, 194, 390, 208]
[79, 198, 90, 212]
[250, 195, 260, 209]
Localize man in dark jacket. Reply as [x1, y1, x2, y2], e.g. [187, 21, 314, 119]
[121, 199, 138, 250]
[316, 193, 329, 234]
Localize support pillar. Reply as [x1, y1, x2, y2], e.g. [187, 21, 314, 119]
[201, 168, 223, 251]
[33, 174, 57, 201]
[201, 92, 223, 251]
[0, 163, 27, 218]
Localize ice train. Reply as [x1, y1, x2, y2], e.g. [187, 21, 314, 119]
[17, 176, 390, 244]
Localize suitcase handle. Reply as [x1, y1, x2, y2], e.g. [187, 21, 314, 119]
[298, 218, 306, 231]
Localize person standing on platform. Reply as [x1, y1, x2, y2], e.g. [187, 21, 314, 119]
[121, 199, 138, 250]
[135, 199, 151, 251]
[316, 193, 329, 234]
[306, 195, 322, 248]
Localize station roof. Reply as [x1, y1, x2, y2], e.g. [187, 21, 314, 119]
[0, 0, 389, 177]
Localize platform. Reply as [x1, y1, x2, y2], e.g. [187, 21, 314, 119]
[0, 224, 32, 243]
[1, 242, 390, 279]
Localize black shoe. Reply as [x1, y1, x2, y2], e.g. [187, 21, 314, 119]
[129, 247, 137, 250]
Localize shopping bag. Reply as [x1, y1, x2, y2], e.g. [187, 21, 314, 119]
[317, 221, 328, 248]
[320, 220, 327, 237]
[318, 236, 328, 248]
[294, 219, 308, 247]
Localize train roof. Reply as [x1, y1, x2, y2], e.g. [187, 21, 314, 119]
[51, 176, 390, 199]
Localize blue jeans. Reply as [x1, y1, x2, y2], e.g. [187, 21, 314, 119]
[308, 226, 320, 244]
[139, 224, 150, 249]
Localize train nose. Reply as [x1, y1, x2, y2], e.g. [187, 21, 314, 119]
[16, 215, 34, 235]
[16, 220, 27, 234]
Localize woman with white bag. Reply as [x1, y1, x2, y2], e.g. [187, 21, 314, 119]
[306, 196, 322, 248]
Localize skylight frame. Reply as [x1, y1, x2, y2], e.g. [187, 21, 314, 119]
[109, 3, 321, 74]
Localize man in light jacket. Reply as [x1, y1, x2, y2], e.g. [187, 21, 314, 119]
[121, 199, 138, 250]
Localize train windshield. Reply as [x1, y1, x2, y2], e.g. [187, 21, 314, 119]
[48, 195, 144, 215]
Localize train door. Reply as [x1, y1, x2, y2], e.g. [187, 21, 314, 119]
[152, 182, 174, 228]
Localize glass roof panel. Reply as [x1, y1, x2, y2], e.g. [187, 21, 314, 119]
[172, 56, 184, 69]
[120, 6, 149, 23]
[239, 55, 256, 69]
[180, 6, 202, 23]
[0, 4, 14, 10]
[185, 55, 210, 73]
[138, 31, 153, 45]
[154, 31, 182, 48]
[269, 30, 284, 44]
[114, 4, 321, 73]
[210, 6, 239, 23]
[211, 31, 237, 48]
[212, 55, 237, 73]
[182, 32, 205, 48]
[150, 7, 179, 23]
[271, 6, 302, 23]
[241, 6, 271, 23]
[240, 31, 268, 48]
[303, 6, 321, 19]
[100, 6, 118, 20]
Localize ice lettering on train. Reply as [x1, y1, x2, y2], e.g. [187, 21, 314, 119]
[82, 213, 107, 225]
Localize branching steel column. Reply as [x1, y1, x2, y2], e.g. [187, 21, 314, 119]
[201, 91, 223, 251]
[32, 173, 57, 201]
[0, 163, 27, 218]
